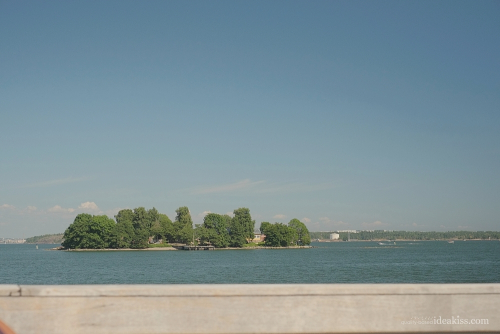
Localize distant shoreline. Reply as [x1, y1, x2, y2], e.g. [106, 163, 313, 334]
[53, 247, 178, 251]
[315, 238, 499, 242]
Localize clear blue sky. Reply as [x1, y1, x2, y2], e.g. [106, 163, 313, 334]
[1, 1, 499, 237]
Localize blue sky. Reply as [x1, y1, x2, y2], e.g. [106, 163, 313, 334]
[1, 1, 499, 237]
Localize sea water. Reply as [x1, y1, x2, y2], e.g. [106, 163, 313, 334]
[1, 241, 499, 284]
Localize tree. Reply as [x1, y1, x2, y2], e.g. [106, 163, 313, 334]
[194, 224, 209, 246]
[260, 222, 272, 235]
[62, 213, 115, 249]
[113, 208, 172, 246]
[261, 222, 297, 247]
[89, 215, 116, 248]
[62, 213, 93, 249]
[130, 228, 149, 249]
[147, 207, 160, 232]
[174, 206, 193, 244]
[202, 213, 230, 248]
[229, 220, 247, 247]
[110, 219, 134, 248]
[230, 208, 254, 247]
[175, 206, 193, 226]
[177, 225, 194, 244]
[288, 218, 311, 245]
[115, 209, 134, 225]
[150, 220, 163, 242]
[159, 213, 174, 243]
[132, 207, 149, 230]
[111, 209, 135, 248]
[129, 207, 150, 248]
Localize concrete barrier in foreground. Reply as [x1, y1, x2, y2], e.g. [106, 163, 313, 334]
[0, 284, 499, 334]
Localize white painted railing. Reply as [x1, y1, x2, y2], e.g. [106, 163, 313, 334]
[1, 284, 499, 333]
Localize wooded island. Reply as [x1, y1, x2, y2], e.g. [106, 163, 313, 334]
[62, 206, 311, 249]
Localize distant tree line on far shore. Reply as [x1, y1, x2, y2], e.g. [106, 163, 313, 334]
[310, 230, 500, 241]
[61, 206, 311, 249]
[25, 233, 64, 244]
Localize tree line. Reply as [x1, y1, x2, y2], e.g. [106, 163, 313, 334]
[260, 219, 311, 247]
[62, 206, 311, 249]
[310, 230, 500, 241]
[25, 233, 64, 244]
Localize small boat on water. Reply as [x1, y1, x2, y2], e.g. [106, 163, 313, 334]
[448, 240, 454, 244]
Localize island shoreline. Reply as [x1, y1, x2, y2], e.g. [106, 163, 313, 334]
[50, 245, 313, 251]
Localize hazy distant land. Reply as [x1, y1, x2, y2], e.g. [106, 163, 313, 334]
[310, 230, 500, 241]
[25, 233, 64, 244]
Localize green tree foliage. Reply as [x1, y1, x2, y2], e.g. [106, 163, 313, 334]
[150, 220, 163, 240]
[111, 208, 173, 248]
[62, 207, 175, 249]
[92, 215, 116, 247]
[62, 213, 92, 249]
[132, 207, 149, 230]
[174, 206, 193, 244]
[111, 219, 134, 248]
[111, 209, 135, 248]
[148, 208, 164, 242]
[130, 228, 150, 249]
[200, 213, 231, 248]
[261, 222, 297, 247]
[147, 207, 160, 231]
[260, 222, 272, 235]
[62, 213, 116, 249]
[288, 218, 311, 245]
[128, 207, 150, 248]
[62, 205, 347, 250]
[159, 214, 175, 242]
[174, 206, 193, 226]
[230, 208, 254, 247]
[115, 209, 134, 226]
[177, 225, 194, 244]
[229, 221, 247, 247]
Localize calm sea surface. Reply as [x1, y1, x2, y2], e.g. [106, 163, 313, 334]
[1, 241, 499, 284]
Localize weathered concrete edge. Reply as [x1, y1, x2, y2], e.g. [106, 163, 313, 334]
[2, 283, 499, 297]
[0, 285, 20, 297]
[1, 284, 499, 333]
